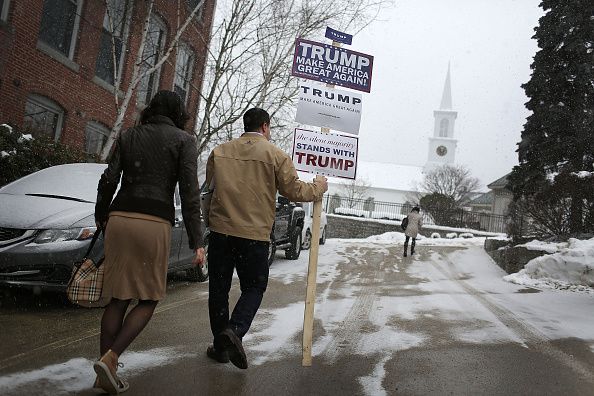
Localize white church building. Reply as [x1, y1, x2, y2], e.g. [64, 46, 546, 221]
[325, 65, 459, 204]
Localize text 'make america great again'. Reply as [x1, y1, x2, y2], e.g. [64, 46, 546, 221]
[291, 38, 374, 93]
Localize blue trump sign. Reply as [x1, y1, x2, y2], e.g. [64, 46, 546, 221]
[325, 27, 353, 45]
[291, 38, 374, 93]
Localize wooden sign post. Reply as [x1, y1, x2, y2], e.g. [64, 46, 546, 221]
[301, 173, 324, 366]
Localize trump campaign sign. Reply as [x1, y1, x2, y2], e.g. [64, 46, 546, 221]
[292, 128, 359, 180]
[295, 82, 362, 135]
[291, 38, 374, 93]
[325, 27, 353, 45]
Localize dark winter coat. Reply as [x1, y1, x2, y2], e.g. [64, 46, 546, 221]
[95, 115, 203, 249]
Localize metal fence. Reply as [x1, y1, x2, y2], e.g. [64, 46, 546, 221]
[323, 195, 509, 234]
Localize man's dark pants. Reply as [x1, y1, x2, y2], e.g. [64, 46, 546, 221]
[208, 231, 270, 350]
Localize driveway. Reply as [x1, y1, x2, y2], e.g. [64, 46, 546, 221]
[1, 238, 593, 395]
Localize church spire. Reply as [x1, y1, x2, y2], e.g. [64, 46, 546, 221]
[439, 63, 453, 110]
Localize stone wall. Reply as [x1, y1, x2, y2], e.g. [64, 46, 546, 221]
[326, 215, 399, 239]
[483, 239, 549, 274]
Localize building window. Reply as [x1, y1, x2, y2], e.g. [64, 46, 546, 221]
[186, 0, 205, 19]
[1, 0, 10, 22]
[439, 118, 449, 137]
[173, 43, 195, 104]
[23, 95, 64, 141]
[38, 0, 83, 59]
[137, 15, 167, 106]
[95, 0, 132, 85]
[84, 121, 110, 156]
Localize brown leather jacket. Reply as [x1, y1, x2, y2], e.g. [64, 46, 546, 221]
[206, 133, 324, 241]
[95, 115, 203, 249]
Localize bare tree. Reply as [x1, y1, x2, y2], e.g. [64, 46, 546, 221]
[194, 0, 390, 154]
[418, 164, 481, 206]
[100, 0, 206, 160]
[339, 177, 371, 208]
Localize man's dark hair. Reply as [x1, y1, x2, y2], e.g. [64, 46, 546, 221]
[140, 90, 190, 130]
[243, 108, 270, 132]
[412, 206, 420, 213]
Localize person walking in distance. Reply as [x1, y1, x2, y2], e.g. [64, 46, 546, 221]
[93, 91, 205, 394]
[404, 207, 423, 257]
[205, 108, 328, 369]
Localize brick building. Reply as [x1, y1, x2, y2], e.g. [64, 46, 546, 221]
[0, 0, 215, 155]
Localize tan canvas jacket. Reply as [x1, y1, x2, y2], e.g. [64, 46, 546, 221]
[206, 134, 325, 241]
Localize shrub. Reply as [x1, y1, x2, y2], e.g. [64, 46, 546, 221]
[0, 124, 89, 187]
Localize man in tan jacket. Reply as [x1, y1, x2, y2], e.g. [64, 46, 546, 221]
[205, 108, 328, 369]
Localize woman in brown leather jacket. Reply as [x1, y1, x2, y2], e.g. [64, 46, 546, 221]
[92, 91, 204, 394]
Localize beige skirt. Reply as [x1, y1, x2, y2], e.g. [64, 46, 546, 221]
[102, 211, 172, 301]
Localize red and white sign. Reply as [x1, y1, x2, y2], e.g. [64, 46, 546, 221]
[292, 128, 358, 180]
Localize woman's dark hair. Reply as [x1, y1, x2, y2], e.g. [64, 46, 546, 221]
[412, 206, 420, 213]
[243, 108, 270, 132]
[140, 90, 190, 130]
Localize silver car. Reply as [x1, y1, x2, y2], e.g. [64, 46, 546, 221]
[0, 163, 207, 293]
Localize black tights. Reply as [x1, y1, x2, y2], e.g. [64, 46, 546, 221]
[404, 236, 416, 254]
[100, 298, 158, 356]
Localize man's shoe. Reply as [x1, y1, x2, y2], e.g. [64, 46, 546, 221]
[206, 345, 229, 363]
[219, 328, 248, 369]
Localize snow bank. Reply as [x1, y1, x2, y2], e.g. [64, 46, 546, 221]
[334, 207, 366, 217]
[504, 238, 594, 293]
[334, 207, 406, 221]
[517, 239, 568, 254]
[365, 232, 406, 243]
[369, 211, 406, 221]
[362, 231, 486, 247]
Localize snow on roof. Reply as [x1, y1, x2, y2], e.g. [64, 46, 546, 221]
[469, 191, 494, 206]
[298, 161, 424, 192]
[487, 173, 511, 190]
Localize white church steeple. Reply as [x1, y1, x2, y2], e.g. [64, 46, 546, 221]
[424, 63, 458, 172]
[439, 63, 453, 110]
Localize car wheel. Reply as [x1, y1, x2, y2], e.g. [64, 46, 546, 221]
[302, 229, 312, 250]
[285, 226, 302, 260]
[268, 233, 276, 267]
[319, 226, 326, 245]
[187, 236, 209, 282]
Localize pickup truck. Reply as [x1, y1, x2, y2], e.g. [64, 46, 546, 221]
[203, 195, 307, 268]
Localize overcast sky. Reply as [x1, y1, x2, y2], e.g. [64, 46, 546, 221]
[350, 0, 544, 188]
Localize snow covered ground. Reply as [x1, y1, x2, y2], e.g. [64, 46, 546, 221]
[360, 231, 594, 293]
[0, 348, 192, 394]
[1, 232, 593, 395]
[247, 233, 594, 392]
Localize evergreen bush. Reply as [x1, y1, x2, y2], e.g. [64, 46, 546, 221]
[0, 124, 89, 187]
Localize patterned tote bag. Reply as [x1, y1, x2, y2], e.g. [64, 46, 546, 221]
[67, 228, 109, 308]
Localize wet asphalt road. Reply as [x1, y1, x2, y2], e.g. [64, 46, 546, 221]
[0, 242, 593, 395]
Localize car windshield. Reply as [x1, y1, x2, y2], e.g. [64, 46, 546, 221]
[0, 163, 107, 203]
